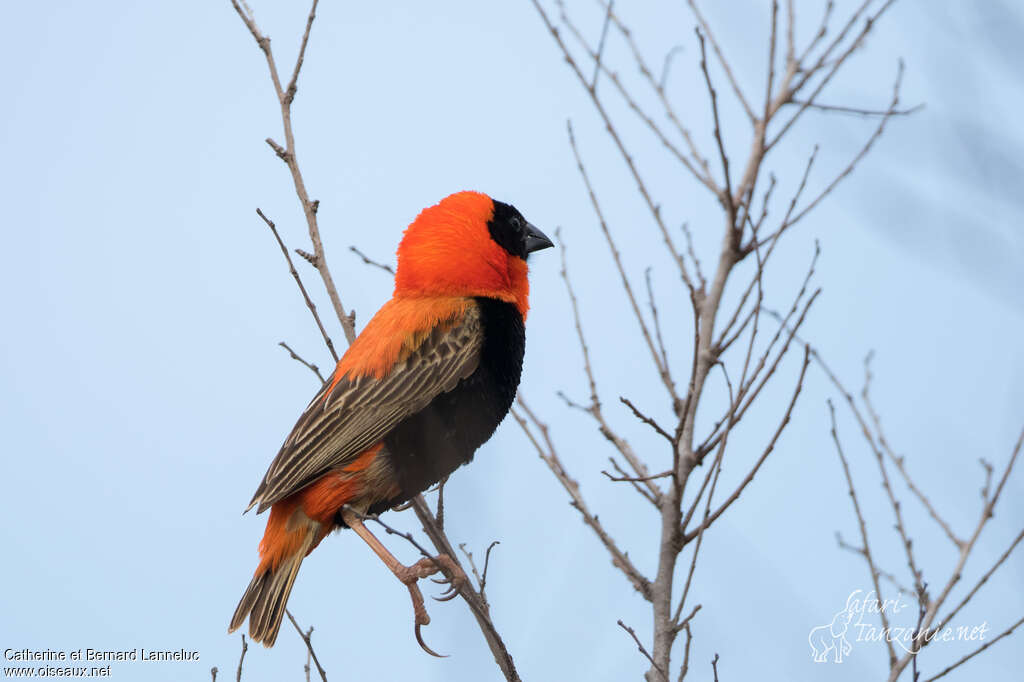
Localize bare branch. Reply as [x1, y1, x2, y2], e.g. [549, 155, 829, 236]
[459, 540, 500, 604]
[234, 634, 247, 682]
[230, 0, 356, 344]
[591, 0, 614, 90]
[619, 619, 664, 680]
[828, 399, 897, 666]
[567, 123, 681, 407]
[911, 428, 1023, 655]
[513, 399, 653, 600]
[686, 0, 757, 124]
[677, 438, 726, 635]
[684, 347, 810, 542]
[768, 0, 901, 150]
[935, 527, 1024, 635]
[557, 229, 664, 494]
[861, 353, 963, 548]
[677, 623, 693, 682]
[531, 0, 704, 288]
[409, 498, 522, 681]
[284, 0, 319, 104]
[614, 18, 714, 185]
[922, 615, 1024, 682]
[303, 626, 312, 682]
[278, 341, 326, 384]
[285, 611, 328, 682]
[348, 246, 395, 275]
[604, 458, 661, 506]
[835, 531, 914, 597]
[979, 458, 994, 505]
[257, 208, 339, 362]
[695, 28, 735, 221]
[796, 0, 835, 66]
[620, 396, 673, 442]
[784, 62, 916, 229]
[792, 99, 923, 117]
[660, 45, 686, 89]
[645, 268, 673, 377]
[859, 353, 926, 598]
[558, 3, 720, 201]
[603, 466, 673, 484]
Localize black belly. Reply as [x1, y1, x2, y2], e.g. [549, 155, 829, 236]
[367, 297, 525, 514]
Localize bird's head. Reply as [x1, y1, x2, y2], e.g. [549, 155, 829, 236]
[394, 191, 553, 316]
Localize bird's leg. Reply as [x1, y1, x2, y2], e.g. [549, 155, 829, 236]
[340, 507, 466, 656]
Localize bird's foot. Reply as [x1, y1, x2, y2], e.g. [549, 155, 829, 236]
[394, 555, 467, 657]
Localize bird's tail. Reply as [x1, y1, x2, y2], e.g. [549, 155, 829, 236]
[229, 505, 320, 647]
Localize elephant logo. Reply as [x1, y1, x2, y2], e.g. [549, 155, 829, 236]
[808, 592, 859, 663]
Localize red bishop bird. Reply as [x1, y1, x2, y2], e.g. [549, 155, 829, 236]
[229, 191, 552, 649]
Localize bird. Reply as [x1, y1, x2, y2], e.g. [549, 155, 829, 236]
[229, 190, 553, 649]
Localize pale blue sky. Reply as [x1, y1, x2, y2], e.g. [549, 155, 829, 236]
[1, 1, 1021, 681]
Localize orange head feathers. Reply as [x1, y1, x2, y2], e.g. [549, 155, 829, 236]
[393, 191, 552, 317]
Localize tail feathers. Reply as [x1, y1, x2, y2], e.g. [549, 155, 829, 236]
[229, 530, 314, 647]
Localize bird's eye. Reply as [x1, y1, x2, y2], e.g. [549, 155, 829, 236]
[509, 216, 522, 231]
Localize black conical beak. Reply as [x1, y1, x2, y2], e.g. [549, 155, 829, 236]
[524, 223, 554, 253]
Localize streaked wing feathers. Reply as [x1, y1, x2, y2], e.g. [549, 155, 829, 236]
[248, 305, 483, 512]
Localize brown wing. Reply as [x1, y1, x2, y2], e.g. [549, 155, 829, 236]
[247, 305, 483, 513]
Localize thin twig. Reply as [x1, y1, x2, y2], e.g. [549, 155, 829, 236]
[784, 62, 916, 229]
[278, 342, 326, 384]
[678, 623, 693, 682]
[532, 0, 704, 286]
[604, 458, 660, 505]
[684, 347, 810, 542]
[557, 226, 664, 492]
[686, 1, 757, 123]
[408, 497, 521, 681]
[591, 0, 614, 90]
[922, 615, 1024, 682]
[828, 400, 897, 666]
[645, 268, 673, 376]
[513, 399, 653, 600]
[860, 352, 926, 599]
[696, 28, 735, 220]
[234, 635, 248, 682]
[835, 531, 914, 597]
[792, 99, 923, 117]
[660, 45, 685, 89]
[620, 396, 673, 442]
[304, 627, 313, 682]
[285, 611, 328, 682]
[862, 354, 963, 549]
[230, 0, 356, 345]
[618, 619, 664, 680]
[566, 122, 682, 410]
[349, 245, 395, 275]
[459, 540, 500, 605]
[257, 208, 339, 362]
[603, 467, 673, 484]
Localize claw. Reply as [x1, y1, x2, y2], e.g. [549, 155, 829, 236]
[433, 584, 460, 602]
[415, 621, 447, 658]
[390, 554, 467, 655]
[404, 580, 447, 657]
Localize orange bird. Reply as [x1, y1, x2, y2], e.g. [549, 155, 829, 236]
[229, 191, 552, 648]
